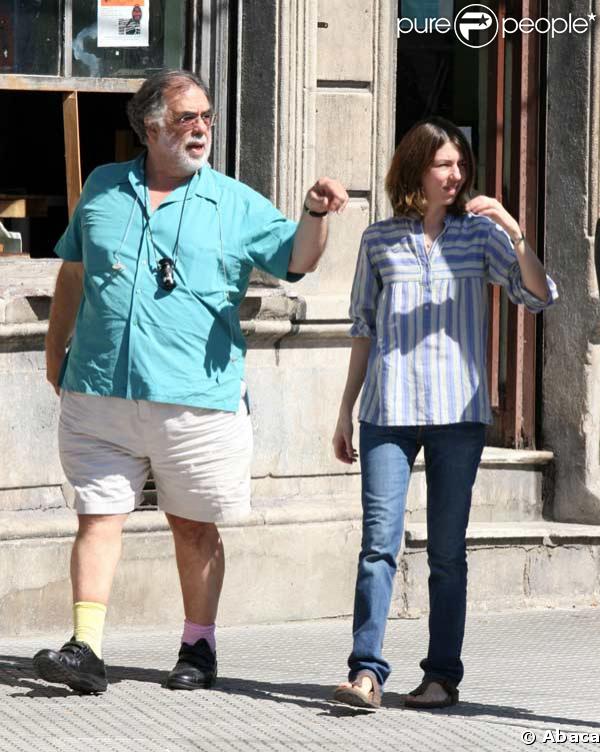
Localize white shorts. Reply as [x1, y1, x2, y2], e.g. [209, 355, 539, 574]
[58, 388, 253, 523]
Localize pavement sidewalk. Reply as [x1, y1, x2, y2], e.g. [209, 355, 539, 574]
[1, 608, 599, 751]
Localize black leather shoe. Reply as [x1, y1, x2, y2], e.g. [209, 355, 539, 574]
[33, 639, 108, 694]
[166, 638, 217, 690]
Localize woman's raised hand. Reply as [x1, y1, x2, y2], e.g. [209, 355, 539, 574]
[465, 195, 521, 240]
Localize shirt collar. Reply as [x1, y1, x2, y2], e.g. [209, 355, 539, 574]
[413, 212, 456, 226]
[126, 153, 146, 207]
[193, 163, 220, 204]
[126, 153, 220, 206]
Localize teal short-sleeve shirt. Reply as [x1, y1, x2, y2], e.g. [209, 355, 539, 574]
[56, 155, 300, 412]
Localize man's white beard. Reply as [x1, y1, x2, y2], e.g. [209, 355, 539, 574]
[158, 129, 212, 174]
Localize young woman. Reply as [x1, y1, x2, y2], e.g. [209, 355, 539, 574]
[332, 117, 557, 710]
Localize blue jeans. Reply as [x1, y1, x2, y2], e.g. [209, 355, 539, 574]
[348, 421, 486, 689]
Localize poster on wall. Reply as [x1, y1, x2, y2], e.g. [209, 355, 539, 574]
[97, 0, 149, 47]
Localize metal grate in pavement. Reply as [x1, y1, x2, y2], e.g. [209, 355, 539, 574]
[0, 609, 599, 751]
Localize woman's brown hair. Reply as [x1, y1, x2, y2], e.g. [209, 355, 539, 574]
[385, 117, 475, 217]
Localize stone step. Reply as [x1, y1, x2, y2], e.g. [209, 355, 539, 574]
[1, 502, 599, 636]
[398, 447, 553, 522]
[398, 521, 600, 617]
[139, 447, 554, 523]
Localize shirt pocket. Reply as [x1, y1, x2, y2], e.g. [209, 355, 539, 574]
[80, 206, 128, 275]
[180, 241, 248, 297]
[219, 242, 246, 287]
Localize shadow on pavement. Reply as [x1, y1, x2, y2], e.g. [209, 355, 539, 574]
[218, 679, 600, 727]
[0, 655, 166, 698]
[2, 655, 600, 729]
[384, 691, 600, 729]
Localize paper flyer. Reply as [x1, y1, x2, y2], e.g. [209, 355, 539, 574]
[97, 0, 149, 48]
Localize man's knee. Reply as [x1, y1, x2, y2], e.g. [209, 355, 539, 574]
[76, 513, 127, 540]
[167, 514, 219, 545]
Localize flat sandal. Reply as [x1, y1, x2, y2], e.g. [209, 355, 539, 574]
[332, 669, 382, 709]
[403, 677, 459, 709]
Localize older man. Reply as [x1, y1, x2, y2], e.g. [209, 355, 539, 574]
[33, 69, 347, 694]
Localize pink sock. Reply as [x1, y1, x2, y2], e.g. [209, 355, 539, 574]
[182, 619, 216, 653]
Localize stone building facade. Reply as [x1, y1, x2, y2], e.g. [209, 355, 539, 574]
[1, 0, 599, 635]
[543, 0, 600, 524]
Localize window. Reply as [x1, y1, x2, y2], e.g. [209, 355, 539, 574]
[71, 1, 186, 78]
[0, 1, 186, 78]
[0, 2, 235, 258]
[0, 0, 61, 76]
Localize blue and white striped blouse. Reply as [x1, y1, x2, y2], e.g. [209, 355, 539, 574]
[349, 212, 558, 426]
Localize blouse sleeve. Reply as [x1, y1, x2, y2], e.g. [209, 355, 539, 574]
[348, 233, 382, 337]
[485, 221, 558, 313]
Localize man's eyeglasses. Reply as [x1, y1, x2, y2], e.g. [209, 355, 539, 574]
[173, 111, 217, 129]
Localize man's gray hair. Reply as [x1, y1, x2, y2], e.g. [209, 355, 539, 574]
[127, 69, 213, 145]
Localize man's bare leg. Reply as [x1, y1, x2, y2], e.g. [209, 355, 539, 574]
[166, 514, 224, 625]
[32, 512, 127, 693]
[165, 513, 223, 690]
[71, 513, 129, 603]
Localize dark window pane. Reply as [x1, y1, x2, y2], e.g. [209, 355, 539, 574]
[0, 92, 66, 194]
[0, 0, 60, 75]
[72, 0, 186, 78]
[78, 92, 141, 180]
[0, 91, 68, 258]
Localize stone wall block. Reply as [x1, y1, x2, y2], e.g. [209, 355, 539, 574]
[217, 520, 361, 624]
[0, 371, 63, 491]
[246, 345, 351, 478]
[525, 544, 600, 601]
[291, 198, 370, 299]
[466, 546, 530, 608]
[317, 0, 373, 81]
[399, 465, 545, 523]
[394, 541, 600, 617]
[0, 539, 71, 633]
[395, 546, 531, 615]
[315, 92, 372, 189]
[0, 486, 65, 512]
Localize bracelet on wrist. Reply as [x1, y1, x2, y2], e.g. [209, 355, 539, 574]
[303, 203, 328, 218]
[512, 232, 526, 247]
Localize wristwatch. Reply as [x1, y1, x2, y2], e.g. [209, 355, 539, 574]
[303, 203, 328, 217]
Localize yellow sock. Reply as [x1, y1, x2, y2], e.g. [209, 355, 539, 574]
[73, 601, 107, 659]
